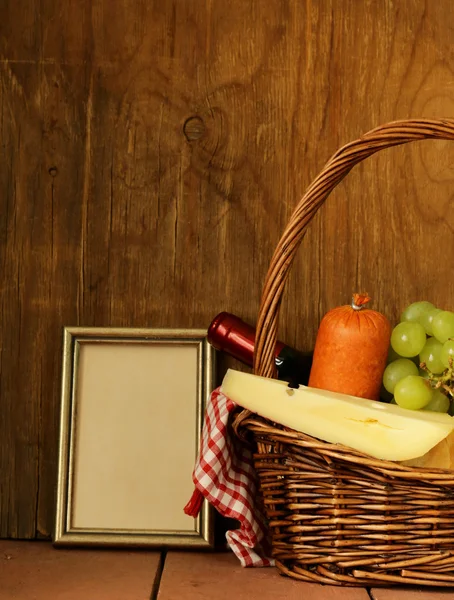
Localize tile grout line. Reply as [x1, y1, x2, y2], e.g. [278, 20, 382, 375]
[150, 550, 167, 600]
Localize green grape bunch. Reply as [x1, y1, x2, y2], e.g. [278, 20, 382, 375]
[382, 301, 454, 414]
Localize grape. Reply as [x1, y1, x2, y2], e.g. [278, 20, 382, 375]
[383, 358, 419, 394]
[410, 354, 421, 366]
[441, 340, 454, 369]
[387, 345, 419, 366]
[400, 301, 435, 324]
[422, 389, 450, 413]
[387, 346, 402, 363]
[419, 337, 445, 374]
[390, 322, 427, 358]
[394, 375, 433, 410]
[380, 385, 394, 403]
[432, 311, 454, 344]
[418, 368, 430, 379]
[420, 308, 442, 336]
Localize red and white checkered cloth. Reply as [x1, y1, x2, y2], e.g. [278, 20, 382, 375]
[184, 387, 274, 567]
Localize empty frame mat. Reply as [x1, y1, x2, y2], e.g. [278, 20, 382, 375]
[54, 328, 214, 548]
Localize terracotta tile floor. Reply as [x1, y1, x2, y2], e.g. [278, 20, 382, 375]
[1, 541, 454, 599]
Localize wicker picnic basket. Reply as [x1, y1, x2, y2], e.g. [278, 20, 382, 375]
[232, 118, 454, 587]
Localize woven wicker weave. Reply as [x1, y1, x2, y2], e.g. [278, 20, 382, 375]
[232, 119, 454, 587]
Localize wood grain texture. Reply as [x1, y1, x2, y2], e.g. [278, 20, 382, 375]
[159, 551, 371, 600]
[0, 540, 161, 599]
[370, 587, 454, 599]
[1, 0, 454, 539]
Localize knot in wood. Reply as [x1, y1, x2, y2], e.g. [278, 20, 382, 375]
[183, 116, 206, 142]
[48, 167, 58, 177]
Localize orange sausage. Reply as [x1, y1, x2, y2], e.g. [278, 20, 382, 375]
[308, 293, 391, 400]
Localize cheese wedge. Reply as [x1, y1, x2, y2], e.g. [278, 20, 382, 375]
[221, 369, 454, 462]
[400, 430, 454, 470]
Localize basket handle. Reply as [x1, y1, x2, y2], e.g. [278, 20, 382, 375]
[253, 118, 454, 379]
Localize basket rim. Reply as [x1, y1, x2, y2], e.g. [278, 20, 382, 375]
[240, 413, 454, 484]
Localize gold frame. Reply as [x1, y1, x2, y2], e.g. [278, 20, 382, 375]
[54, 327, 215, 549]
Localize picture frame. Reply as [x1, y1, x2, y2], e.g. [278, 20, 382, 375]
[54, 327, 215, 549]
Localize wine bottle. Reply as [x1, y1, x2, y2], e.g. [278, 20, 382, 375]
[207, 312, 313, 386]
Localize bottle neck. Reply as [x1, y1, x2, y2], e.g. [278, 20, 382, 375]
[207, 312, 312, 385]
[275, 344, 313, 386]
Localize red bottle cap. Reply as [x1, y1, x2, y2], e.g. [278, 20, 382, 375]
[207, 312, 284, 365]
[207, 312, 255, 364]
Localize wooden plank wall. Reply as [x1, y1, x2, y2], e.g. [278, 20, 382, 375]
[1, 0, 454, 539]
